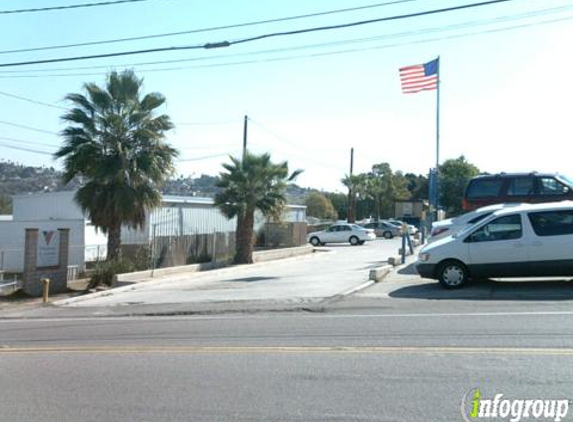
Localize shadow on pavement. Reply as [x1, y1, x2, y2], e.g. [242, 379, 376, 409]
[389, 278, 573, 301]
[398, 263, 418, 275]
[225, 276, 280, 283]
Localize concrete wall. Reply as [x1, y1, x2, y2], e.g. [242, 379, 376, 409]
[263, 222, 307, 248]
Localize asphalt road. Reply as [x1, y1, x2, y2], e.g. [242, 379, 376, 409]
[3, 238, 573, 421]
[3, 303, 573, 422]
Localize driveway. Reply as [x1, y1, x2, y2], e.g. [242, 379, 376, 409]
[58, 239, 400, 310]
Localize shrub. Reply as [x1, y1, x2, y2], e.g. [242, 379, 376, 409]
[87, 259, 135, 290]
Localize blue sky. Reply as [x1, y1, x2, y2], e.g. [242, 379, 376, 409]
[1, 0, 572, 192]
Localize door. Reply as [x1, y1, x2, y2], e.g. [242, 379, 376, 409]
[464, 214, 530, 278]
[526, 209, 573, 276]
[322, 225, 340, 243]
[336, 225, 353, 242]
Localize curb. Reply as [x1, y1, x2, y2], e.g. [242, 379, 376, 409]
[369, 265, 392, 282]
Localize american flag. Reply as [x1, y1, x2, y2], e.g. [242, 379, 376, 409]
[399, 58, 439, 94]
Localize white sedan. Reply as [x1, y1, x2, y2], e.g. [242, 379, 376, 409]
[307, 223, 376, 246]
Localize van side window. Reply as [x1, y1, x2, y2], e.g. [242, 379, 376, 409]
[528, 210, 573, 236]
[538, 177, 570, 195]
[466, 179, 504, 199]
[465, 214, 522, 243]
[507, 177, 534, 196]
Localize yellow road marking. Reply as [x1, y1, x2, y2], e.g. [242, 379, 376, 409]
[2, 346, 573, 355]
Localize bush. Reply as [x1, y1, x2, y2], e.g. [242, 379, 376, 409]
[87, 259, 135, 290]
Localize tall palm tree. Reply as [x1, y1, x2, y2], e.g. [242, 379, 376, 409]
[54, 70, 178, 261]
[341, 174, 366, 223]
[215, 152, 302, 264]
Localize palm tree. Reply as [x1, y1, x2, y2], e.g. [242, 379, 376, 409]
[341, 174, 366, 223]
[215, 152, 302, 264]
[54, 70, 178, 261]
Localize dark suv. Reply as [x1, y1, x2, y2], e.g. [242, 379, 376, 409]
[462, 172, 573, 211]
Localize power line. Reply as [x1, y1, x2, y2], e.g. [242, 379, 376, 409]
[5, 12, 569, 79]
[0, 0, 515, 68]
[0, 0, 158, 15]
[0, 136, 60, 148]
[0, 1, 419, 55]
[0, 90, 66, 109]
[0, 120, 59, 135]
[230, 0, 514, 46]
[177, 153, 234, 162]
[0, 142, 54, 156]
[2, 3, 570, 76]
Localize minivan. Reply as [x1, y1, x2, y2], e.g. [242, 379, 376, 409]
[417, 201, 573, 288]
[462, 172, 573, 211]
[429, 203, 524, 243]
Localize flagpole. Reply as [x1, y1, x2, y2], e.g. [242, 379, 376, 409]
[435, 56, 441, 218]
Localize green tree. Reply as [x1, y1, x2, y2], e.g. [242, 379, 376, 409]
[55, 70, 178, 261]
[0, 194, 11, 214]
[405, 173, 429, 200]
[365, 163, 410, 219]
[439, 156, 480, 215]
[215, 152, 302, 264]
[324, 192, 347, 220]
[305, 191, 337, 220]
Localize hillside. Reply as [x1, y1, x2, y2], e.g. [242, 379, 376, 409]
[0, 161, 311, 214]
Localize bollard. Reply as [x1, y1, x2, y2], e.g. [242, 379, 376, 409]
[40, 278, 50, 304]
[401, 228, 407, 264]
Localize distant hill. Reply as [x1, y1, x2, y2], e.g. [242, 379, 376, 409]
[0, 161, 311, 214]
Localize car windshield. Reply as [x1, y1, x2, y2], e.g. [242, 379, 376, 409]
[556, 175, 573, 188]
[454, 213, 496, 238]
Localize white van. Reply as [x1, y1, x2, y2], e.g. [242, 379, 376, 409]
[416, 201, 573, 288]
[428, 203, 524, 243]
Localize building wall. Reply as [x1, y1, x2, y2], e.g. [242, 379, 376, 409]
[0, 219, 86, 272]
[12, 191, 84, 221]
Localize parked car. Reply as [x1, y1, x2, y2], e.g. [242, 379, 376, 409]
[387, 219, 419, 235]
[428, 203, 524, 243]
[362, 221, 401, 239]
[462, 172, 573, 211]
[307, 223, 376, 246]
[417, 201, 573, 288]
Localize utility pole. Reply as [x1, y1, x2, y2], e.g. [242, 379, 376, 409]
[350, 147, 354, 176]
[242, 115, 248, 161]
[348, 147, 355, 223]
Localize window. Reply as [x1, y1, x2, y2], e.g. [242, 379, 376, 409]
[328, 226, 340, 232]
[342, 225, 352, 231]
[528, 210, 573, 236]
[468, 212, 493, 224]
[466, 179, 504, 199]
[538, 177, 570, 195]
[466, 214, 522, 242]
[507, 177, 534, 196]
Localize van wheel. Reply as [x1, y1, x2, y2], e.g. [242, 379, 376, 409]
[438, 260, 468, 289]
[309, 237, 321, 247]
[349, 236, 359, 246]
[383, 231, 393, 239]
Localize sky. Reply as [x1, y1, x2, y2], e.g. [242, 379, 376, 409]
[0, 0, 572, 193]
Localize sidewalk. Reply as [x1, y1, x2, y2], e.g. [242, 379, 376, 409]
[0, 239, 404, 319]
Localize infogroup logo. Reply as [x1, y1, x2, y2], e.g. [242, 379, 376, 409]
[461, 389, 570, 422]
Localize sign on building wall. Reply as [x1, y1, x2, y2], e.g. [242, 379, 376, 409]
[37, 230, 60, 267]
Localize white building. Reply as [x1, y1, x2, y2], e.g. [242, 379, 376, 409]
[0, 191, 306, 272]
